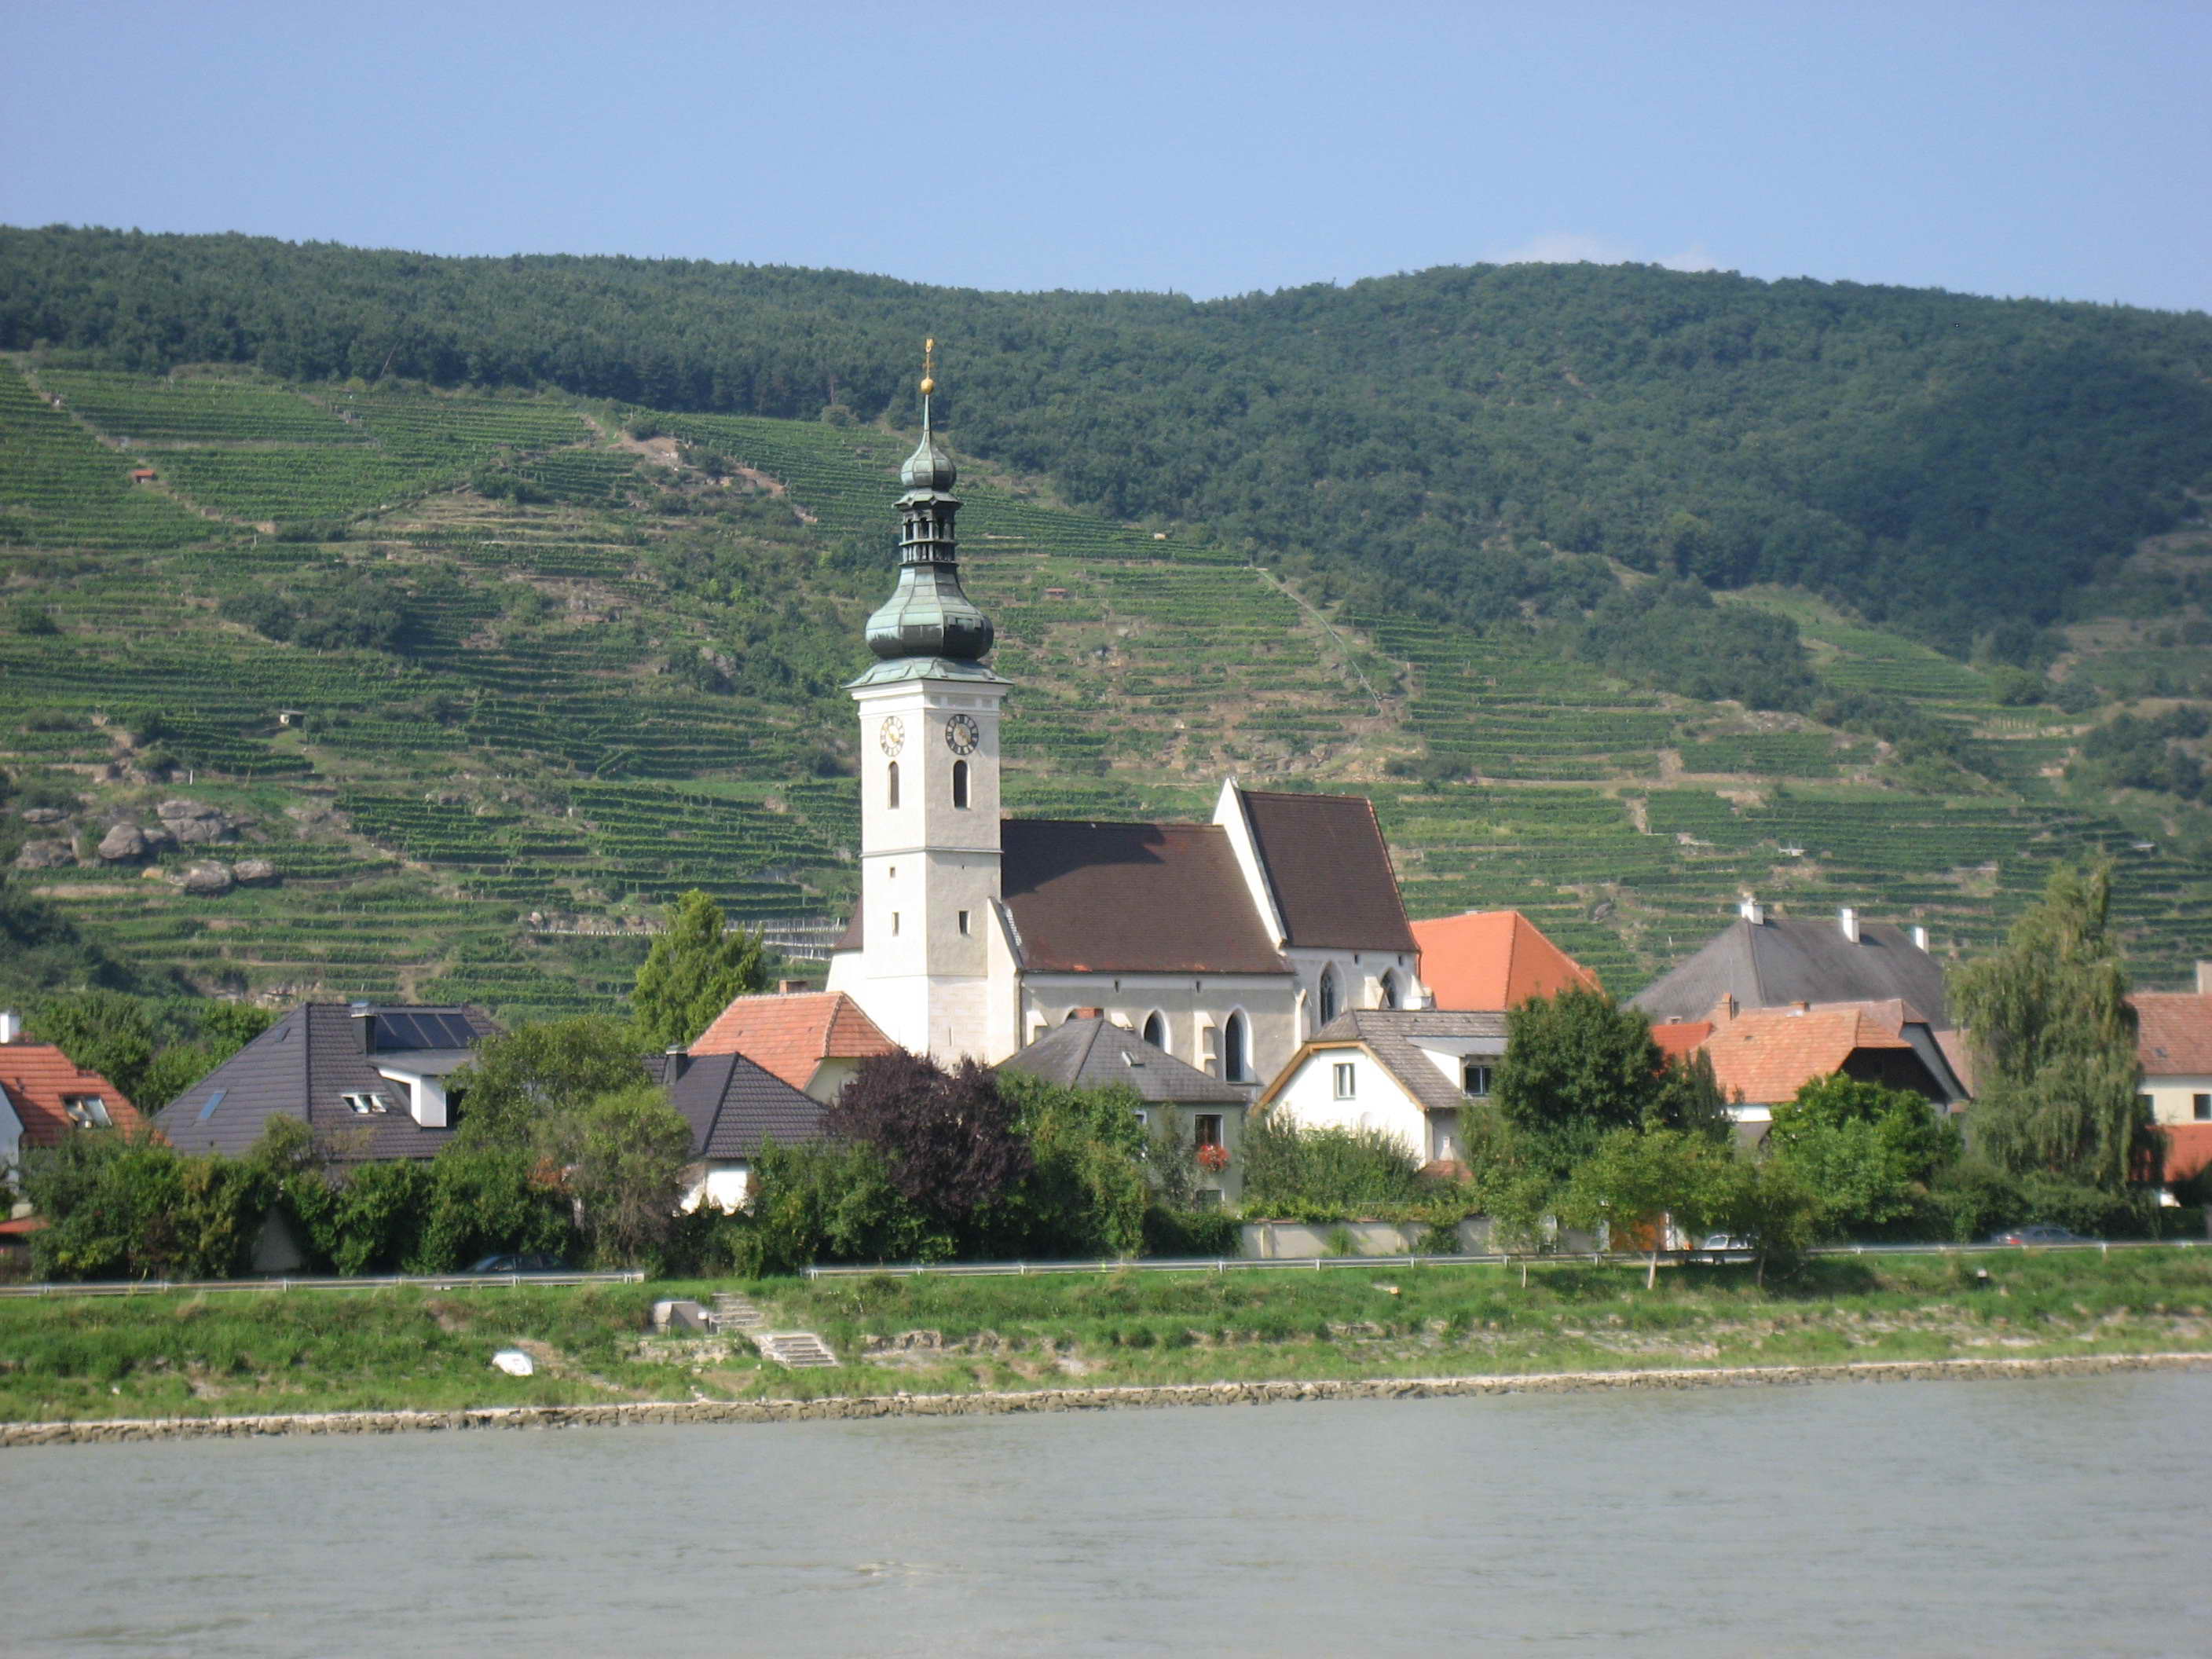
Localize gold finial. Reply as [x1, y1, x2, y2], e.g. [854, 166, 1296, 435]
[920, 336, 936, 397]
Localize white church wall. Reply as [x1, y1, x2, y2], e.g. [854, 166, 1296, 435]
[1019, 972, 1295, 1083]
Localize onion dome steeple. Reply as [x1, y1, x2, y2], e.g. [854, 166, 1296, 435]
[854, 339, 1002, 684]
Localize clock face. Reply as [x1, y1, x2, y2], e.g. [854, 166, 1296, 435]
[944, 713, 980, 756]
[879, 716, 905, 758]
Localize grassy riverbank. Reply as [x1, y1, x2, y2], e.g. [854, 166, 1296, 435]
[5, 1250, 2210, 1423]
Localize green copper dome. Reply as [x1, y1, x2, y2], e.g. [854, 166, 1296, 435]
[851, 346, 1002, 685]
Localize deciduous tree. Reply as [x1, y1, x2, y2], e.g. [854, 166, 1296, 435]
[631, 890, 768, 1049]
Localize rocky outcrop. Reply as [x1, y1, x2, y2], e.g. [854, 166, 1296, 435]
[170, 862, 235, 895]
[232, 858, 279, 884]
[13, 840, 75, 870]
[4, 1352, 2204, 1448]
[156, 799, 239, 844]
[16, 807, 71, 826]
[96, 822, 170, 862]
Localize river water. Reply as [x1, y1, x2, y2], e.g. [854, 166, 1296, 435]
[6, 1371, 2209, 1656]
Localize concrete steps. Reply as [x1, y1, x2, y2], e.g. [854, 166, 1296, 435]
[710, 1291, 763, 1335]
[753, 1331, 839, 1369]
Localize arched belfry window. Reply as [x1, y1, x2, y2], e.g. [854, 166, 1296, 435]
[886, 761, 900, 810]
[1378, 971, 1398, 1010]
[1318, 965, 1340, 1026]
[952, 759, 969, 809]
[1223, 1010, 1251, 1084]
[1142, 1011, 1166, 1049]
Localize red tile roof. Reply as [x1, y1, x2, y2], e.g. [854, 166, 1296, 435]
[2159, 1122, 2212, 1185]
[1692, 1005, 1917, 1107]
[687, 992, 899, 1091]
[1650, 1020, 1714, 1063]
[1412, 909, 1602, 1011]
[0, 1044, 147, 1148]
[2133, 993, 2212, 1078]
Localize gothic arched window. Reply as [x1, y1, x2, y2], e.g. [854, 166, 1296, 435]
[886, 761, 899, 810]
[1378, 971, 1398, 1009]
[1142, 1011, 1166, 1049]
[952, 760, 970, 809]
[1222, 1010, 1251, 1083]
[1318, 965, 1340, 1026]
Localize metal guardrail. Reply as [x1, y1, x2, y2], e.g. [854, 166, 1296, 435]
[0, 1270, 646, 1300]
[802, 1238, 2201, 1280]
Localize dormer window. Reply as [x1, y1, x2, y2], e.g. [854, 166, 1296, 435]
[342, 1092, 394, 1115]
[64, 1095, 112, 1129]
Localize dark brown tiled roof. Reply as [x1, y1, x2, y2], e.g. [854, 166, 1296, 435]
[1628, 915, 1949, 1025]
[998, 1017, 1249, 1104]
[1000, 819, 1287, 975]
[1236, 789, 1418, 952]
[156, 1004, 501, 1162]
[646, 1051, 828, 1158]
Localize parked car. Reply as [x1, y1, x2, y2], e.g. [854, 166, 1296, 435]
[1985, 1225, 2090, 1247]
[1699, 1233, 1756, 1262]
[466, 1251, 573, 1273]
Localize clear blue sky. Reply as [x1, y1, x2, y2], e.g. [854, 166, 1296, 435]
[5, 1, 2208, 313]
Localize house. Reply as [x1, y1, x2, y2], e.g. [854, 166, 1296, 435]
[1650, 997, 1965, 1144]
[646, 1049, 828, 1212]
[0, 1010, 147, 1171]
[1631, 899, 1949, 1025]
[996, 1013, 1254, 1205]
[1254, 1009, 1508, 1170]
[1412, 908, 1600, 1010]
[2134, 963, 2212, 1192]
[822, 357, 1426, 1083]
[129, 467, 157, 485]
[687, 989, 899, 1102]
[156, 1003, 498, 1159]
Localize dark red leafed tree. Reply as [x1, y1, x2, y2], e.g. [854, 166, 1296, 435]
[823, 1051, 1032, 1217]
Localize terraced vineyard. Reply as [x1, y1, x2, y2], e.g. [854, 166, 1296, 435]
[5, 357, 2210, 1015]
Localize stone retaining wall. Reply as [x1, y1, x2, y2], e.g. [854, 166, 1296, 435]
[5, 1351, 2207, 1448]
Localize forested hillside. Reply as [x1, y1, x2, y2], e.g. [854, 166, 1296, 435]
[3, 337, 2209, 1015]
[7, 226, 2212, 651]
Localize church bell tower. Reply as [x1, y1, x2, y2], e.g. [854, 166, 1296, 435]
[839, 341, 1010, 1063]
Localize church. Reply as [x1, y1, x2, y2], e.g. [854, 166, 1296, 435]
[824, 350, 1429, 1085]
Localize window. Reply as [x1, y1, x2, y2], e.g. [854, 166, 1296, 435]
[1463, 1063, 1492, 1099]
[1194, 1113, 1223, 1148]
[1223, 1010, 1251, 1084]
[2196, 1093, 2212, 1122]
[1142, 1011, 1166, 1049]
[341, 1092, 392, 1115]
[958, 910, 972, 936]
[63, 1095, 112, 1129]
[1332, 1062, 1356, 1100]
[951, 759, 969, 809]
[885, 760, 899, 809]
[1133, 1108, 1150, 1128]
[1378, 971, 1399, 1010]
[891, 912, 901, 937]
[1318, 965, 1340, 1025]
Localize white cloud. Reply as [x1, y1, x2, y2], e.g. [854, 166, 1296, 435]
[1485, 233, 1727, 274]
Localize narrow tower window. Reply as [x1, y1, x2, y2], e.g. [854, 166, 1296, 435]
[1378, 971, 1399, 1009]
[886, 760, 899, 810]
[1142, 1011, 1166, 1049]
[1319, 965, 1340, 1026]
[952, 759, 969, 809]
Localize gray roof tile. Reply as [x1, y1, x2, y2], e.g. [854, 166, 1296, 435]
[997, 1017, 1250, 1104]
[1628, 916, 1948, 1025]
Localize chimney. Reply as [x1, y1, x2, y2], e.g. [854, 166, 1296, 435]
[0, 1009, 19, 1045]
[2198, 961, 2212, 995]
[776, 979, 807, 995]
[1071, 1007, 1104, 1020]
[665, 1045, 688, 1083]
[1838, 906, 1860, 944]
[1738, 896, 1765, 926]
[1911, 925, 1931, 953]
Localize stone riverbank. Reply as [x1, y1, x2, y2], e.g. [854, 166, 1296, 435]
[5, 1350, 2207, 1448]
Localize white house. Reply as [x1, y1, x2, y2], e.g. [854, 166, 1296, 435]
[1253, 1009, 1508, 1170]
